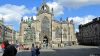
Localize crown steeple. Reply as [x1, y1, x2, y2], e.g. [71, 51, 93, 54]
[37, 0, 50, 15]
[43, 0, 46, 4]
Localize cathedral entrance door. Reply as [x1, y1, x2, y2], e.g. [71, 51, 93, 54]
[43, 35, 48, 48]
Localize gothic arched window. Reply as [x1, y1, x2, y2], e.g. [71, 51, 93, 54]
[63, 32, 67, 39]
[41, 16, 50, 33]
[56, 26, 61, 38]
[32, 27, 35, 34]
[63, 27, 67, 39]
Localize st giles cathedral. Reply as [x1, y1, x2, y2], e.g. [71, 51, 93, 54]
[19, 0, 77, 48]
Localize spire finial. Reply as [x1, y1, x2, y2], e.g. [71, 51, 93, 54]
[1, 16, 4, 24]
[21, 17, 23, 21]
[51, 8, 54, 16]
[43, 0, 46, 4]
[52, 8, 53, 13]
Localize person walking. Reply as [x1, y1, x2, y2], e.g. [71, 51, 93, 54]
[35, 46, 40, 56]
[2, 40, 17, 56]
[31, 44, 36, 56]
[1, 42, 5, 51]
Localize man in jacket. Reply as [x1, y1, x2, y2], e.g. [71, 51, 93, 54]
[31, 44, 36, 56]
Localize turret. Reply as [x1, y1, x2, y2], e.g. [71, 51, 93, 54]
[51, 8, 54, 16]
[28, 17, 30, 20]
[31, 16, 34, 21]
[60, 17, 62, 22]
[43, 0, 46, 4]
[23, 20, 25, 22]
[66, 17, 68, 21]
[70, 20, 74, 24]
[37, 7, 39, 12]
[1, 17, 4, 24]
[25, 20, 27, 22]
[21, 17, 23, 22]
[66, 17, 69, 24]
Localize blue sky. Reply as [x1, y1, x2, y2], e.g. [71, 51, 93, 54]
[0, 0, 100, 32]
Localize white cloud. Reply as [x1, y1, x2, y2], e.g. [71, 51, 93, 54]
[0, 14, 3, 20]
[54, 0, 100, 8]
[0, 4, 30, 23]
[47, 2, 64, 16]
[75, 28, 79, 32]
[33, 16, 36, 20]
[46, 0, 100, 16]
[81, 15, 96, 24]
[68, 15, 96, 25]
[31, 7, 37, 14]
[23, 16, 28, 20]
[23, 16, 36, 20]
[68, 15, 96, 32]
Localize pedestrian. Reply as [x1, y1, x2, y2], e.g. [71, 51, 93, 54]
[31, 44, 36, 56]
[2, 40, 17, 56]
[1, 42, 5, 50]
[35, 46, 40, 56]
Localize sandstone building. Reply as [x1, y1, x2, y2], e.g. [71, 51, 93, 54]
[0, 18, 15, 44]
[77, 17, 100, 45]
[19, 0, 77, 48]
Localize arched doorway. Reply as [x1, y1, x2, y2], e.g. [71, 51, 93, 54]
[43, 35, 48, 48]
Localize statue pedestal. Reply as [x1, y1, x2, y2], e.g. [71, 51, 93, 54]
[42, 43, 49, 49]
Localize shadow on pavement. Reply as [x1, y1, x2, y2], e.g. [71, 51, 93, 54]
[53, 48, 100, 56]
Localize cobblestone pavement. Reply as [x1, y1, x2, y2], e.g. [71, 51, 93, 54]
[0, 46, 100, 56]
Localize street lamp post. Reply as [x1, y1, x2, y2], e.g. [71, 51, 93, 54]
[60, 17, 62, 47]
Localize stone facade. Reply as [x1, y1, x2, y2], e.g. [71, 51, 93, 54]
[19, 1, 77, 48]
[78, 17, 100, 45]
[0, 19, 14, 44]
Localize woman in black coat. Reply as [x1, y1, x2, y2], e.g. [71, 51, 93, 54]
[2, 40, 17, 56]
